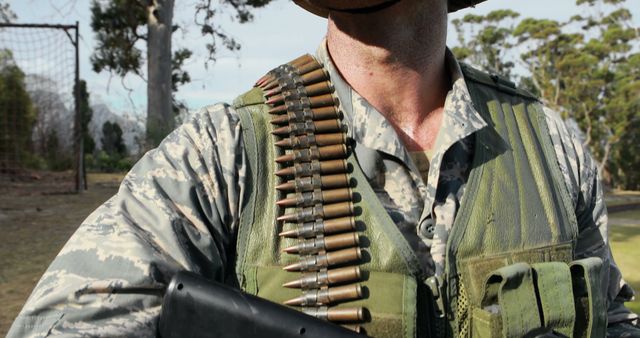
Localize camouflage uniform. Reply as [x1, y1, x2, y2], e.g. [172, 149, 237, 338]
[8, 42, 638, 337]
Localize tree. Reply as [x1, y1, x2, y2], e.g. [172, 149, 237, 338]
[76, 80, 96, 154]
[0, 50, 36, 168]
[101, 121, 126, 157]
[513, 0, 639, 183]
[90, 0, 272, 148]
[451, 0, 640, 189]
[451, 9, 520, 77]
[0, 0, 16, 23]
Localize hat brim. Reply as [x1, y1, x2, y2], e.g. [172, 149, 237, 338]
[294, 0, 486, 17]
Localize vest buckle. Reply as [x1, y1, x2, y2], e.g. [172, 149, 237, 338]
[426, 276, 446, 319]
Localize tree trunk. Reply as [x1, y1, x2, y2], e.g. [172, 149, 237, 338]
[146, 0, 175, 148]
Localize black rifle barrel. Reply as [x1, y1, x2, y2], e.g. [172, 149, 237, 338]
[159, 271, 362, 338]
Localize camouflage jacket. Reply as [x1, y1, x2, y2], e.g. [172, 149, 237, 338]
[8, 42, 637, 337]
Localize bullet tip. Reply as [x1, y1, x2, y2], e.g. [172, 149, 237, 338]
[282, 280, 299, 288]
[283, 297, 302, 306]
[283, 246, 297, 254]
[279, 230, 296, 237]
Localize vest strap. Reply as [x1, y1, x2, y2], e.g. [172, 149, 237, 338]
[531, 262, 576, 336]
[571, 257, 606, 338]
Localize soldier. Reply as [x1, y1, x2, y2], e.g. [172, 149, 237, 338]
[8, 0, 640, 337]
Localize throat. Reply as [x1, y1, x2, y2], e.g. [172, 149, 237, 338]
[389, 106, 445, 152]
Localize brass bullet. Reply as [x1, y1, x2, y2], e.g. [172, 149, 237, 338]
[283, 232, 360, 254]
[268, 93, 335, 115]
[261, 79, 279, 91]
[295, 60, 322, 76]
[275, 144, 347, 163]
[300, 68, 329, 86]
[270, 105, 339, 125]
[288, 54, 315, 68]
[341, 325, 362, 334]
[282, 266, 362, 289]
[272, 119, 343, 137]
[255, 73, 273, 87]
[302, 306, 365, 322]
[279, 216, 356, 238]
[263, 87, 282, 98]
[276, 173, 349, 193]
[274, 132, 346, 149]
[283, 247, 361, 272]
[275, 159, 348, 177]
[277, 201, 354, 223]
[309, 93, 338, 108]
[266, 94, 285, 106]
[283, 284, 363, 306]
[268, 104, 287, 114]
[276, 187, 352, 208]
[305, 81, 333, 97]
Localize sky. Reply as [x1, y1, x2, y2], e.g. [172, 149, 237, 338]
[6, 0, 640, 118]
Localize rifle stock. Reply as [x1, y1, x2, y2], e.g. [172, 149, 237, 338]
[159, 271, 362, 338]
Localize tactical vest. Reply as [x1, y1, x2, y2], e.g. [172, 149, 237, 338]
[231, 55, 607, 337]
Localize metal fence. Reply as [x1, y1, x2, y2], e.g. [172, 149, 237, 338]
[0, 22, 84, 191]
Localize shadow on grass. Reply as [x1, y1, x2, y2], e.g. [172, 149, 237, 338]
[609, 224, 640, 243]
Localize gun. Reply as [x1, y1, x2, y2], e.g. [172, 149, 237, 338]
[158, 271, 363, 338]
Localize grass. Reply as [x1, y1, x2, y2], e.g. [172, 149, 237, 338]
[0, 173, 124, 335]
[609, 209, 640, 315]
[0, 176, 638, 335]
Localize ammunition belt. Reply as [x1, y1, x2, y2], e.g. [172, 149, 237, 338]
[256, 54, 367, 335]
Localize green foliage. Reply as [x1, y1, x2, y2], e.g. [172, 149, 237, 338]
[0, 50, 36, 167]
[75, 80, 96, 154]
[91, 0, 273, 146]
[101, 121, 127, 157]
[0, 0, 16, 23]
[90, 0, 274, 98]
[451, 9, 520, 77]
[43, 130, 73, 171]
[86, 121, 133, 173]
[451, 0, 640, 189]
[90, 0, 146, 78]
[85, 151, 134, 173]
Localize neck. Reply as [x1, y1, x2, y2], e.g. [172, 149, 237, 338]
[326, 0, 449, 151]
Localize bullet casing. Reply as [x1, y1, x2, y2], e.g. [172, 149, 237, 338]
[276, 173, 349, 192]
[269, 93, 337, 115]
[341, 325, 363, 333]
[300, 68, 329, 86]
[275, 133, 346, 149]
[277, 187, 352, 208]
[270, 106, 339, 125]
[289, 54, 315, 68]
[295, 60, 322, 76]
[275, 159, 348, 177]
[272, 119, 343, 137]
[283, 247, 362, 272]
[284, 284, 363, 306]
[276, 144, 347, 163]
[284, 232, 359, 254]
[277, 201, 354, 223]
[302, 306, 365, 322]
[283, 266, 362, 289]
[279, 216, 356, 238]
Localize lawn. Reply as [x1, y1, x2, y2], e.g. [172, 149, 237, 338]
[0, 175, 638, 335]
[609, 209, 640, 314]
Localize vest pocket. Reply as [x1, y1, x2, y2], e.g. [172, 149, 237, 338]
[470, 259, 606, 338]
[471, 307, 502, 337]
[474, 262, 542, 337]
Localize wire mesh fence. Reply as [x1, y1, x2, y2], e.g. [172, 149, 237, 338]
[0, 23, 83, 191]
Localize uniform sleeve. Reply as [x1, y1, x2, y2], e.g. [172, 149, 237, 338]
[543, 107, 639, 327]
[7, 104, 248, 337]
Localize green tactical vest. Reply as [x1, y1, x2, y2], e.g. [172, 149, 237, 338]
[231, 62, 607, 338]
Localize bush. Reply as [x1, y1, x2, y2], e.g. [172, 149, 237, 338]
[86, 151, 134, 173]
